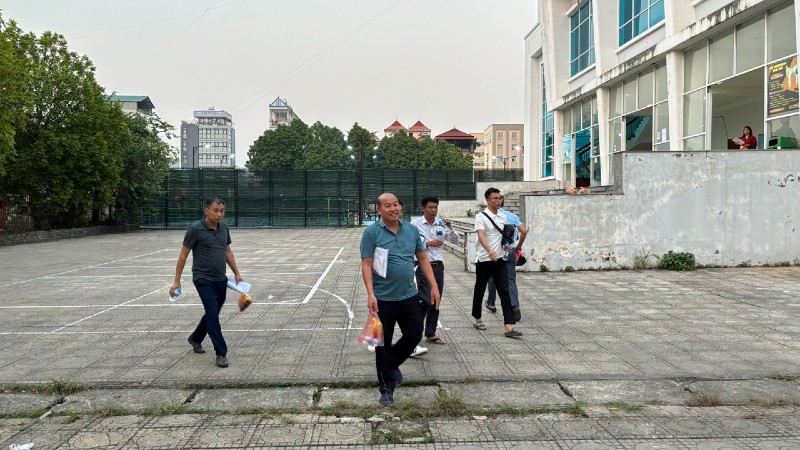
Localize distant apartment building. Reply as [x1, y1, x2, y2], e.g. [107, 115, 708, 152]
[269, 97, 300, 130]
[108, 95, 154, 115]
[471, 132, 487, 169]
[483, 124, 524, 170]
[181, 107, 236, 169]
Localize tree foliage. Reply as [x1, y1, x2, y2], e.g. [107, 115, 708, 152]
[114, 113, 175, 225]
[246, 119, 308, 170]
[0, 16, 32, 177]
[347, 122, 377, 169]
[0, 27, 130, 227]
[378, 132, 473, 169]
[301, 121, 347, 169]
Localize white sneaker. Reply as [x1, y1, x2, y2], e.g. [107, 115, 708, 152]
[410, 345, 428, 357]
[367, 344, 375, 352]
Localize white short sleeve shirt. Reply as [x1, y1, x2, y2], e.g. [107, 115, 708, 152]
[474, 209, 507, 262]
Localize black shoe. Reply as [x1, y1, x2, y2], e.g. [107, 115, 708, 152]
[215, 355, 229, 368]
[188, 338, 205, 354]
[484, 303, 497, 313]
[379, 390, 394, 406]
[512, 306, 521, 322]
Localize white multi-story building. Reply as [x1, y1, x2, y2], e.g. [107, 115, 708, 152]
[524, 0, 798, 186]
[269, 97, 300, 130]
[181, 107, 236, 169]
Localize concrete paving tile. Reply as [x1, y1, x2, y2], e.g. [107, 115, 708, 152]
[318, 388, 376, 408]
[561, 380, 693, 406]
[52, 388, 193, 413]
[441, 381, 573, 408]
[190, 387, 315, 411]
[0, 393, 57, 414]
[687, 379, 800, 404]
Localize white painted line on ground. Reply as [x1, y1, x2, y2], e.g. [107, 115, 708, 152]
[302, 247, 344, 304]
[0, 301, 305, 309]
[49, 285, 169, 333]
[0, 327, 352, 335]
[45, 273, 303, 278]
[0, 249, 173, 288]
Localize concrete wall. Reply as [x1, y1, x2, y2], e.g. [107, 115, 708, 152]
[475, 180, 561, 199]
[521, 150, 800, 270]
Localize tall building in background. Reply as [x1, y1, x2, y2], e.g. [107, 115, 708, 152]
[269, 97, 300, 130]
[180, 107, 236, 169]
[471, 132, 486, 169]
[483, 124, 524, 170]
[108, 95, 154, 115]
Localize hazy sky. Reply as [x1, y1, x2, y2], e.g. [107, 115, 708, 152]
[3, 0, 536, 166]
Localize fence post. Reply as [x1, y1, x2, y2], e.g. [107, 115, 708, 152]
[233, 169, 239, 228]
[164, 175, 169, 228]
[304, 170, 308, 228]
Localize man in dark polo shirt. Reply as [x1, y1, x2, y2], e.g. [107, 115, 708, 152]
[360, 193, 440, 406]
[169, 197, 243, 368]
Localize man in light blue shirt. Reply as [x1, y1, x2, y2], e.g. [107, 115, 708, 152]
[361, 193, 440, 406]
[485, 195, 527, 322]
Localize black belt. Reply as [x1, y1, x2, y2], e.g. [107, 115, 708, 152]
[429, 261, 443, 266]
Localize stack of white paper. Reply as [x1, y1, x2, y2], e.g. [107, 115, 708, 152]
[226, 276, 251, 294]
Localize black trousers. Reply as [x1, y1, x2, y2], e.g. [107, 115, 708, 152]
[415, 261, 444, 338]
[375, 295, 423, 393]
[472, 260, 515, 325]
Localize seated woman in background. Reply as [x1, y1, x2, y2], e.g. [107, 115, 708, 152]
[738, 126, 757, 150]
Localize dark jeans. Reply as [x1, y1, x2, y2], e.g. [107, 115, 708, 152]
[375, 295, 423, 393]
[472, 260, 515, 325]
[415, 261, 444, 338]
[190, 278, 228, 357]
[487, 250, 519, 308]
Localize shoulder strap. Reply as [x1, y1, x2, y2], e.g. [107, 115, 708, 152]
[481, 211, 503, 233]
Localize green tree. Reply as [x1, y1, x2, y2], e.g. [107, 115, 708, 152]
[378, 131, 421, 168]
[0, 27, 129, 227]
[246, 119, 308, 170]
[347, 122, 377, 169]
[300, 121, 347, 169]
[0, 16, 32, 177]
[114, 112, 174, 226]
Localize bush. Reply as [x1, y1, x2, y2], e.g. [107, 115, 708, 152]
[659, 251, 696, 271]
[539, 264, 549, 272]
[564, 266, 575, 272]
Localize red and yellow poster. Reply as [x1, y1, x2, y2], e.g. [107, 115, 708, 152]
[767, 55, 799, 116]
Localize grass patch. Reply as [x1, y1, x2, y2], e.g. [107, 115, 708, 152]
[368, 424, 433, 445]
[0, 409, 47, 419]
[603, 401, 644, 412]
[141, 404, 192, 416]
[769, 371, 797, 381]
[687, 393, 724, 407]
[539, 264, 549, 272]
[90, 406, 131, 417]
[566, 402, 588, 417]
[0, 379, 88, 396]
[645, 399, 670, 406]
[455, 376, 479, 384]
[746, 398, 800, 408]
[432, 391, 467, 416]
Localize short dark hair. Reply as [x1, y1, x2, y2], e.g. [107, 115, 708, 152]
[398, 199, 404, 208]
[420, 196, 439, 207]
[205, 197, 225, 208]
[484, 187, 500, 199]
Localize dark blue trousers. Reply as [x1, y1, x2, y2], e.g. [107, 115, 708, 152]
[190, 278, 228, 357]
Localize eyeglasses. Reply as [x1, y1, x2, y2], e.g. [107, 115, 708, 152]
[488, 196, 502, 200]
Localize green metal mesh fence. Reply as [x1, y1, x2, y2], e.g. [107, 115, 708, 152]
[142, 168, 521, 228]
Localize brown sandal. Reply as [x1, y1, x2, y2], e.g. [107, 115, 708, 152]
[426, 336, 447, 345]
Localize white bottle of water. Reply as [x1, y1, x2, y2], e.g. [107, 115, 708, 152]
[170, 287, 181, 302]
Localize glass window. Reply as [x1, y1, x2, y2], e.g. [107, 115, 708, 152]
[638, 69, 654, 108]
[623, 78, 637, 114]
[683, 89, 707, 138]
[570, 1, 595, 75]
[610, 117, 623, 153]
[619, 0, 665, 45]
[541, 63, 555, 178]
[683, 135, 705, 151]
[582, 101, 592, 129]
[653, 102, 670, 146]
[591, 124, 601, 186]
[736, 16, 765, 73]
[684, 43, 707, 92]
[655, 62, 668, 103]
[767, 114, 800, 140]
[609, 84, 623, 117]
[709, 28, 734, 83]
[767, 1, 797, 62]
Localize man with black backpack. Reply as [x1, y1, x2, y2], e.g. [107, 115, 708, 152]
[471, 187, 523, 338]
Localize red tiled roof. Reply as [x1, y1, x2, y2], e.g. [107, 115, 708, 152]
[385, 120, 406, 131]
[408, 120, 430, 132]
[434, 128, 475, 140]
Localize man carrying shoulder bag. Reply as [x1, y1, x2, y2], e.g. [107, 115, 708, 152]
[470, 188, 523, 338]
